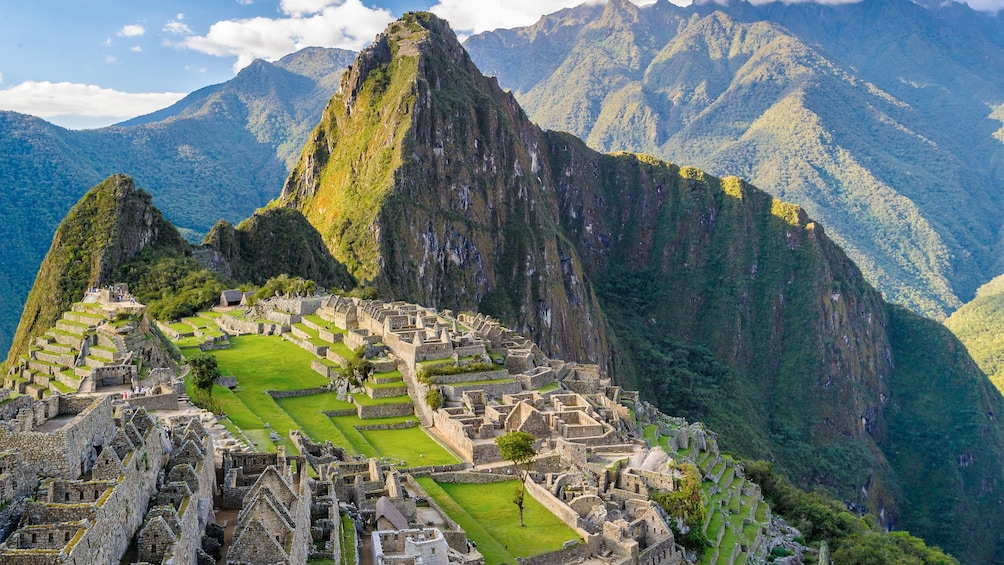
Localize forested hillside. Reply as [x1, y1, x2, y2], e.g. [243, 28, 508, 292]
[464, 0, 1004, 320]
[0, 47, 353, 355]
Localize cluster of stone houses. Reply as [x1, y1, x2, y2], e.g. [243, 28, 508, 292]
[0, 287, 776, 565]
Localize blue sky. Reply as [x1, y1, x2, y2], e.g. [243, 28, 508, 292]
[0, 0, 999, 129]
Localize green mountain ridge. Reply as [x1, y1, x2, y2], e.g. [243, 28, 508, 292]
[463, 0, 1004, 320]
[0, 46, 354, 356]
[279, 13, 1004, 562]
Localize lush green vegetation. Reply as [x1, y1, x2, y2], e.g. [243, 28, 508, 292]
[5, 175, 190, 370]
[416, 478, 581, 564]
[651, 462, 706, 549]
[945, 275, 1004, 392]
[745, 460, 957, 564]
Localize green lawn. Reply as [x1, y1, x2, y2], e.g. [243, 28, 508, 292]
[359, 426, 458, 467]
[276, 393, 356, 448]
[416, 479, 581, 564]
[183, 335, 329, 454]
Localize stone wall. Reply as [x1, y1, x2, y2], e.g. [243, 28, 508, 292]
[356, 401, 415, 420]
[1, 413, 165, 565]
[402, 475, 469, 553]
[269, 297, 322, 316]
[638, 537, 682, 565]
[93, 364, 137, 387]
[267, 387, 330, 400]
[517, 541, 592, 565]
[524, 478, 597, 546]
[425, 369, 509, 385]
[442, 380, 522, 401]
[117, 391, 179, 412]
[428, 472, 511, 484]
[0, 396, 115, 479]
[312, 359, 339, 379]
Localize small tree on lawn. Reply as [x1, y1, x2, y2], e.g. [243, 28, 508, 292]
[190, 353, 221, 397]
[495, 430, 536, 527]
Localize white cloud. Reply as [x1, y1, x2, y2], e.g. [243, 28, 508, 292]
[237, 0, 255, 5]
[429, 0, 624, 33]
[118, 24, 146, 37]
[164, 20, 193, 35]
[0, 72, 3, 85]
[131, 46, 143, 52]
[178, 0, 392, 72]
[105, 55, 118, 63]
[0, 81, 186, 126]
[102, 38, 113, 47]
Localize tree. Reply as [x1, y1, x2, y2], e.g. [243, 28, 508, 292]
[190, 353, 221, 397]
[495, 430, 536, 526]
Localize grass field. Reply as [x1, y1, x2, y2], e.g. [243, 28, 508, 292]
[416, 478, 581, 564]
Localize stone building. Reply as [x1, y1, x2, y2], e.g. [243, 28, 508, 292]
[226, 464, 313, 565]
[0, 406, 165, 565]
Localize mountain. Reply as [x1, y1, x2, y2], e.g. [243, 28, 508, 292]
[200, 207, 356, 290]
[463, 0, 1004, 321]
[4, 175, 354, 370]
[4, 174, 189, 368]
[0, 47, 354, 357]
[280, 13, 1004, 562]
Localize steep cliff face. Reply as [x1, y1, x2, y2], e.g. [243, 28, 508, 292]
[5, 174, 188, 368]
[201, 207, 355, 290]
[281, 14, 1004, 561]
[282, 13, 606, 362]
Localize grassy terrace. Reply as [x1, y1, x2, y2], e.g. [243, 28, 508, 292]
[372, 369, 403, 382]
[352, 392, 412, 406]
[303, 314, 347, 335]
[174, 324, 457, 467]
[416, 479, 581, 564]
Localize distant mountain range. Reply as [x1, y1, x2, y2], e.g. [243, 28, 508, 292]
[0, 47, 354, 355]
[464, 0, 1004, 321]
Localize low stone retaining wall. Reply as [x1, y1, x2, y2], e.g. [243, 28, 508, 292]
[426, 369, 509, 385]
[429, 471, 511, 484]
[364, 383, 408, 399]
[353, 398, 414, 419]
[312, 360, 339, 379]
[323, 409, 357, 417]
[266, 387, 329, 400]
[326, 349, 350, 368]
[266, 310, 300, 325]
[284, 334, 327, 357]
[354, 421, 419, 431]
[518, 541, 591, 565]
[442, 379, 522, 400]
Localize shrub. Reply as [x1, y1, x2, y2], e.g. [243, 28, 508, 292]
[426, 388, 443, 409]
